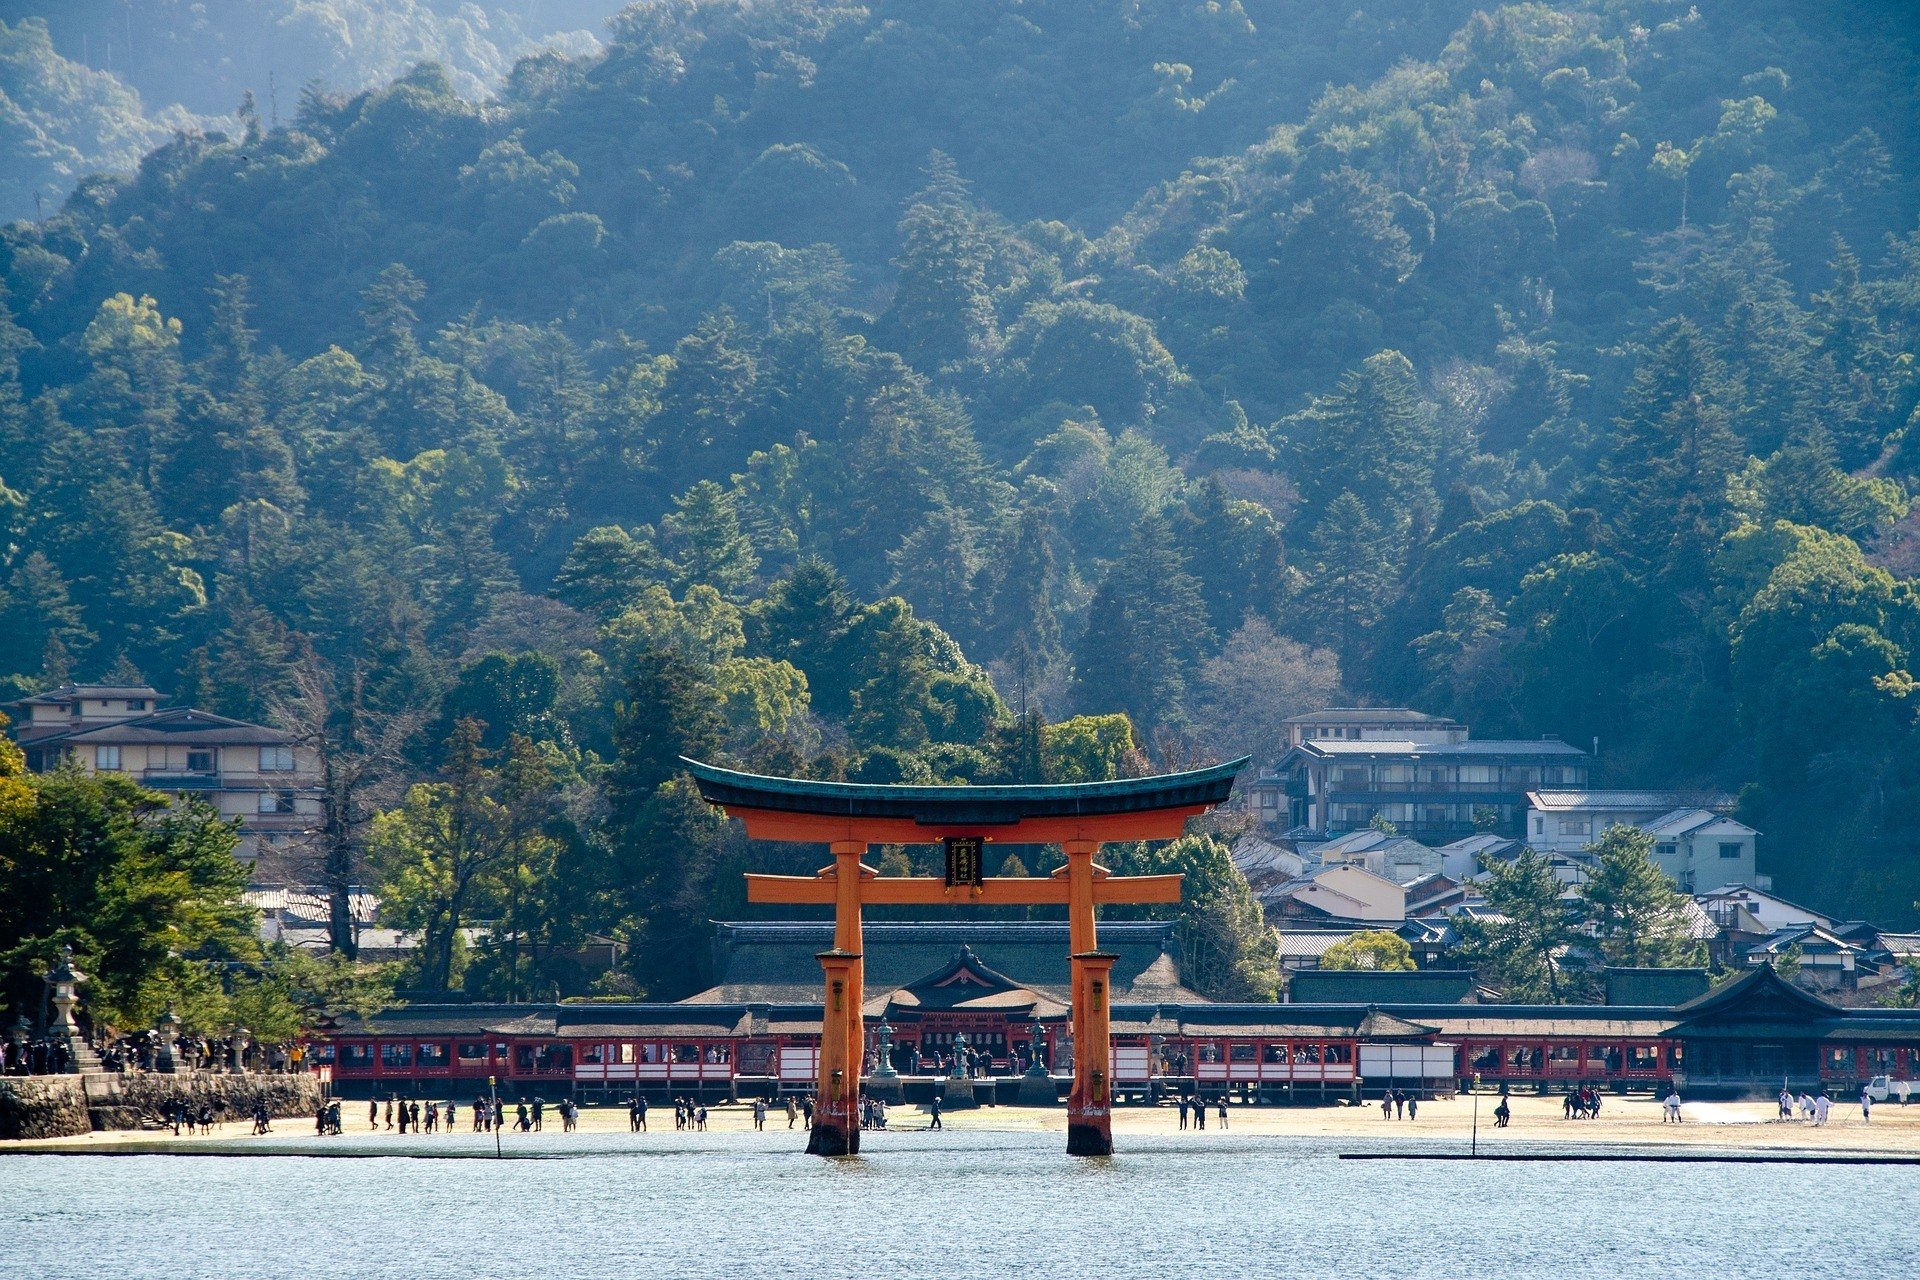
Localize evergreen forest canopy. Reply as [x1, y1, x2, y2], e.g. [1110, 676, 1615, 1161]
[1, 0, 1919, 1007]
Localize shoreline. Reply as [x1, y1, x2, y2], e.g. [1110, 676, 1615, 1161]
[5, 1094, 1917, 1158]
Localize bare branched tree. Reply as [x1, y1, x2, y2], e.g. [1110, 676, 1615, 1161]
[271, 654, 426, 957]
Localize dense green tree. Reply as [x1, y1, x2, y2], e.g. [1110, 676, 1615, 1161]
[1579, 825, 1709, 969]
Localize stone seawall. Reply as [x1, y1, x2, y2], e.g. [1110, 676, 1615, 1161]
[115, 1072, 323, 1127]
[0, 1076, 91, 1139]
[0, 1072, 323, 1139]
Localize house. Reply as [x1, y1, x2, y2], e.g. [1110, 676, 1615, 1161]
[6, 682, 323, 875]
[1523, 792, 1759, 894]
[1264, 731, 1589, 841]
[1264, 864, 1407, 925]
[1640, 809, 1759, 894]
[1230, 832, 1306, 895]
[1308, 828, 1442, 884]
[1434, 832, 1519, 882]
[1523, 790, 1737, 853]
[1745, 925, 1873, 990]
[1695, 885, 1833, 937]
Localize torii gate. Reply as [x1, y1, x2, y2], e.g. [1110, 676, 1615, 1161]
[681, 755, 1247, 1157]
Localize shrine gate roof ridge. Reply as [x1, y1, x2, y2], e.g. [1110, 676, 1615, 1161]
[679, 756, 1249, 826]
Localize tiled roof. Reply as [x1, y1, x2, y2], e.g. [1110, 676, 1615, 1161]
[703, 921, 1181, 1000]
[7, 683, 163, 706]
[1288, 969, 1477, 1003]
[20, 706, 295, 747]
[1281, 707, 1459, 726]
[1296, 739, 1587, 757]
[1526, 790, 1735, 812]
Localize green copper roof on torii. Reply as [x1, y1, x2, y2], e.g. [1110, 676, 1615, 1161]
[678, 756, 1250, 826]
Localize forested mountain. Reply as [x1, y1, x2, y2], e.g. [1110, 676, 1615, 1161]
[2, 0, 1920, 994]
[2, 2, 617, 221]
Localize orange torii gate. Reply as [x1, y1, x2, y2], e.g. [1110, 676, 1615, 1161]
[681, 756, 1247, 1156]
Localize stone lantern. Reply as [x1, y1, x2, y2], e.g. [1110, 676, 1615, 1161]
[867, 1020, 903, 1103]
[940, 1030, 978, 1110]
[42, 945, 84, 1072]
[1018, 1017, 1059, 1106]
[154, 1009, 183, 1074]
[231, 1026, 251, 1073]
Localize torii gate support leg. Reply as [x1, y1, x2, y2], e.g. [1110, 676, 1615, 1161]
[1062, 839, 1115, 1156]
[807, 840, 866, 1156]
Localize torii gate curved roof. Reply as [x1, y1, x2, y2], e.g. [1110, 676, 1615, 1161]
[680, 755, 1250, 844]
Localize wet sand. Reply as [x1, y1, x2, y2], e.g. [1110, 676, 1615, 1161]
[8, 1092, 1918, 1155]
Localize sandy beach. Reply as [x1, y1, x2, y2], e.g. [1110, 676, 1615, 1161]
[8, 1092, 1919, 1155]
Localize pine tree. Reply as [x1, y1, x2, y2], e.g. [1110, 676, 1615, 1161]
[756, 557, 859, 718]
[662, 480, 759, 599]
[1579, 825, 1707, 968]
[884, 152, 997, 369]
[1599, 319, 1744, 583]
[1070, 513, 1212, 733]
[1303, 491, 1396, 673]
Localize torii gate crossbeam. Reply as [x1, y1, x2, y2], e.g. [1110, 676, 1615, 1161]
[682, 756, 1247, 1158]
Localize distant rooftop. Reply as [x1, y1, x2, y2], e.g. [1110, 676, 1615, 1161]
[1527, 790, 1735, 812]
[1281, 707, 1461, 727]
[1298, 739, 1587, 757]
[8, 682, 164, 707]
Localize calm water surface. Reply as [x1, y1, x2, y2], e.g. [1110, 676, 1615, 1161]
[3, 1128, 1915, 1278]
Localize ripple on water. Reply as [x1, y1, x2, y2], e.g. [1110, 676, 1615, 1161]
[0, 1129, 1913, 1279]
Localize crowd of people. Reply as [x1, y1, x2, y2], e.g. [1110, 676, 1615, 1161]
[1379, 1090, 1420, 1120]
[1, 1029, 301, 1076]
[1561, 1087, 1603, 1119]
[1174, 1095, 1229, 1129]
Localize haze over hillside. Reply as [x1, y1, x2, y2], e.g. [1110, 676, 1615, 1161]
[2, 0, 1920, 953]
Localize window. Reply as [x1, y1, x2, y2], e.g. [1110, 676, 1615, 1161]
[581, 1044, 604, 1065]
[260, 745, 295, 772]
[1628, 1045, 1661, 1071]
[456, 1042, 488, 1062]
[416, 1043, 449, 1068]
[1719, 842, 1743, 860]
[340, 1044, 374, 1068]
[619, 1043, 636, 1064]
[1229, 1043, 1256, 1063]
[186, 749, 216, 773]
[1826, 1047, 1855, 1073]
[94, 745, 122, 771]
[1534, 817, 1545, 836]
[380, 1042, 412, 1069]
[258, 791, 296, 815]
[1655, 842, 1677, 860]
[1263, 1044, 1287, 1064]
[127, 699, 147, 711]
[1559, 817, 1590, 837]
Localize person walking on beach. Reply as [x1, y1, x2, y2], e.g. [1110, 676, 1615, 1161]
[1860, 1088, 1871, 1124]
[532, 1097, 544, 1131]
[1815, 1091, 1832, 1126]
[1380, 1093, 1391, 1120]
[786, 1097, 798, 1128]
[1407, 1095, 1418, 1121]
[1494, 1096, 1510, 1128]
[1779, 1088, 1794, 1120]
[1663, 1090, 1682, 1123]
[929, 1096, 943, 1131]
[1217, 1097, 1229, 1129]
[1178, 1096, 1189, 1129]
[1799, 1091, 1815, 1121]
[370, 1098, 380, 1130]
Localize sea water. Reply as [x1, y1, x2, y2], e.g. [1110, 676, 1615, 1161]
[1, 1127, 1914, 1278]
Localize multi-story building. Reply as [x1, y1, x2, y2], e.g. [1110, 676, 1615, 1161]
[5, 682, 322, 875]
[1524, 791, 1758, 894]
[1250, 710, 1589, 841]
